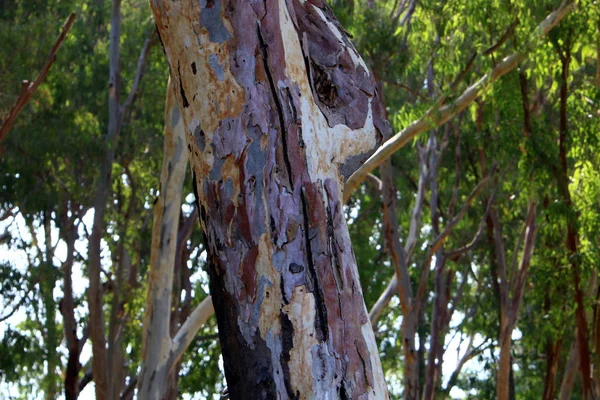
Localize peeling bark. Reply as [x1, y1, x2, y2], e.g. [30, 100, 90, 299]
[150, 0, 390, 398]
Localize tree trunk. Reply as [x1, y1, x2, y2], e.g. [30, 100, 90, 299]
[380, 159, 419, 400]
[60, 214, 80, 400]
[139, 77, 190, 399]
[558, 336, 580, 400]
[88, 1, 122, 398]
[495, 203, 537, 400]
[149, 0, 390, 397]
[497, 324, 512, 400]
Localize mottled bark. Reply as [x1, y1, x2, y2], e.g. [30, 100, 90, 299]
[150, 0, 390, 398]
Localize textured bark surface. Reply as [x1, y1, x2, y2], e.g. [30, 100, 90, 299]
[150, 0, 390, 398]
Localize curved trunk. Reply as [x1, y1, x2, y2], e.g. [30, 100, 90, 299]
[149, 0, 390, 397]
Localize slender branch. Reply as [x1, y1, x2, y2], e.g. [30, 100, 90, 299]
[384, 80, 427, 101]
[381, 159, 413, 316]
[415, 170, 495, 315]
[344, 0, 574, 200]
[491, 207, 510, 306]
[365, 173, 383, 191]
[508, 201, 537, 328]
[78, 367, 93, 393]
[444, 338, 492, 392]
[369, 274, 397, 327]
[119, 27, 157, 128]
[405, 142, 429, 261]
[0, 290, 31, 322]
[447, 119, 462, 217]
[170, 295, 215, 371]
[0, 13, 76, 141]
[482, 19, 520, 56]
[447, 190, 496, 259]
[432, 169, 495, 257]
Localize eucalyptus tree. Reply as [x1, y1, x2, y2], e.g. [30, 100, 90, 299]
[148, 0, 392, 397]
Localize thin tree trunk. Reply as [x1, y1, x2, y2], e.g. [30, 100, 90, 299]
[88, 1, 121, 398]
[495, 203, 537, 400]
[559, 335, 580, 400]
[138, 77, 190, 399]
[381, 159, 419, 400]
[60, 214, 80, 400]
[554, 32, 593, 398]
[41, 210, 59, 400]
[150, 0, 390, 397]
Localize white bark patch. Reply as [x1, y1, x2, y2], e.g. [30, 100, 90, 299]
[278, 0, 377, 183]
[282, 286, 319, 397]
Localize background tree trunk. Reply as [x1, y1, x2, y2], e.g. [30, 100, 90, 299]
[149, 0, 391, 397]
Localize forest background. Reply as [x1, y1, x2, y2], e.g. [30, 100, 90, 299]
[0, 0, 599, 399]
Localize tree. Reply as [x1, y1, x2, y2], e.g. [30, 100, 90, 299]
[149, 0, 391, 397]
[2, 0, 599, 399]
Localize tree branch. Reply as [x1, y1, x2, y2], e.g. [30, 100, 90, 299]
[119, 26, 157, 128]
[170, 295, 215, 370]
[0, 13, 76, 141]
[344, 0, 574, 200]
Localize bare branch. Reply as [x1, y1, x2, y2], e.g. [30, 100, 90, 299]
[405, 142, 429, 261]
[447, 190, 496, 259]
[170, 295, 215, 370]
[444, 338, 492, 392]
[482, 19, 520, 56]
[119, 27, 157, 128]
[415, 169, 495, 314]
[508, 201, 537, 327]
[384, 80, 427, 101]
[369, 275, 397, 327]
[432, 169, 495, 257]
[0, 13, 76, 141]
[381, 159, 412, 315]
[365, 173, 383, 192]
[78, 367, 93, 393]
[0, 291, 31, 322]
